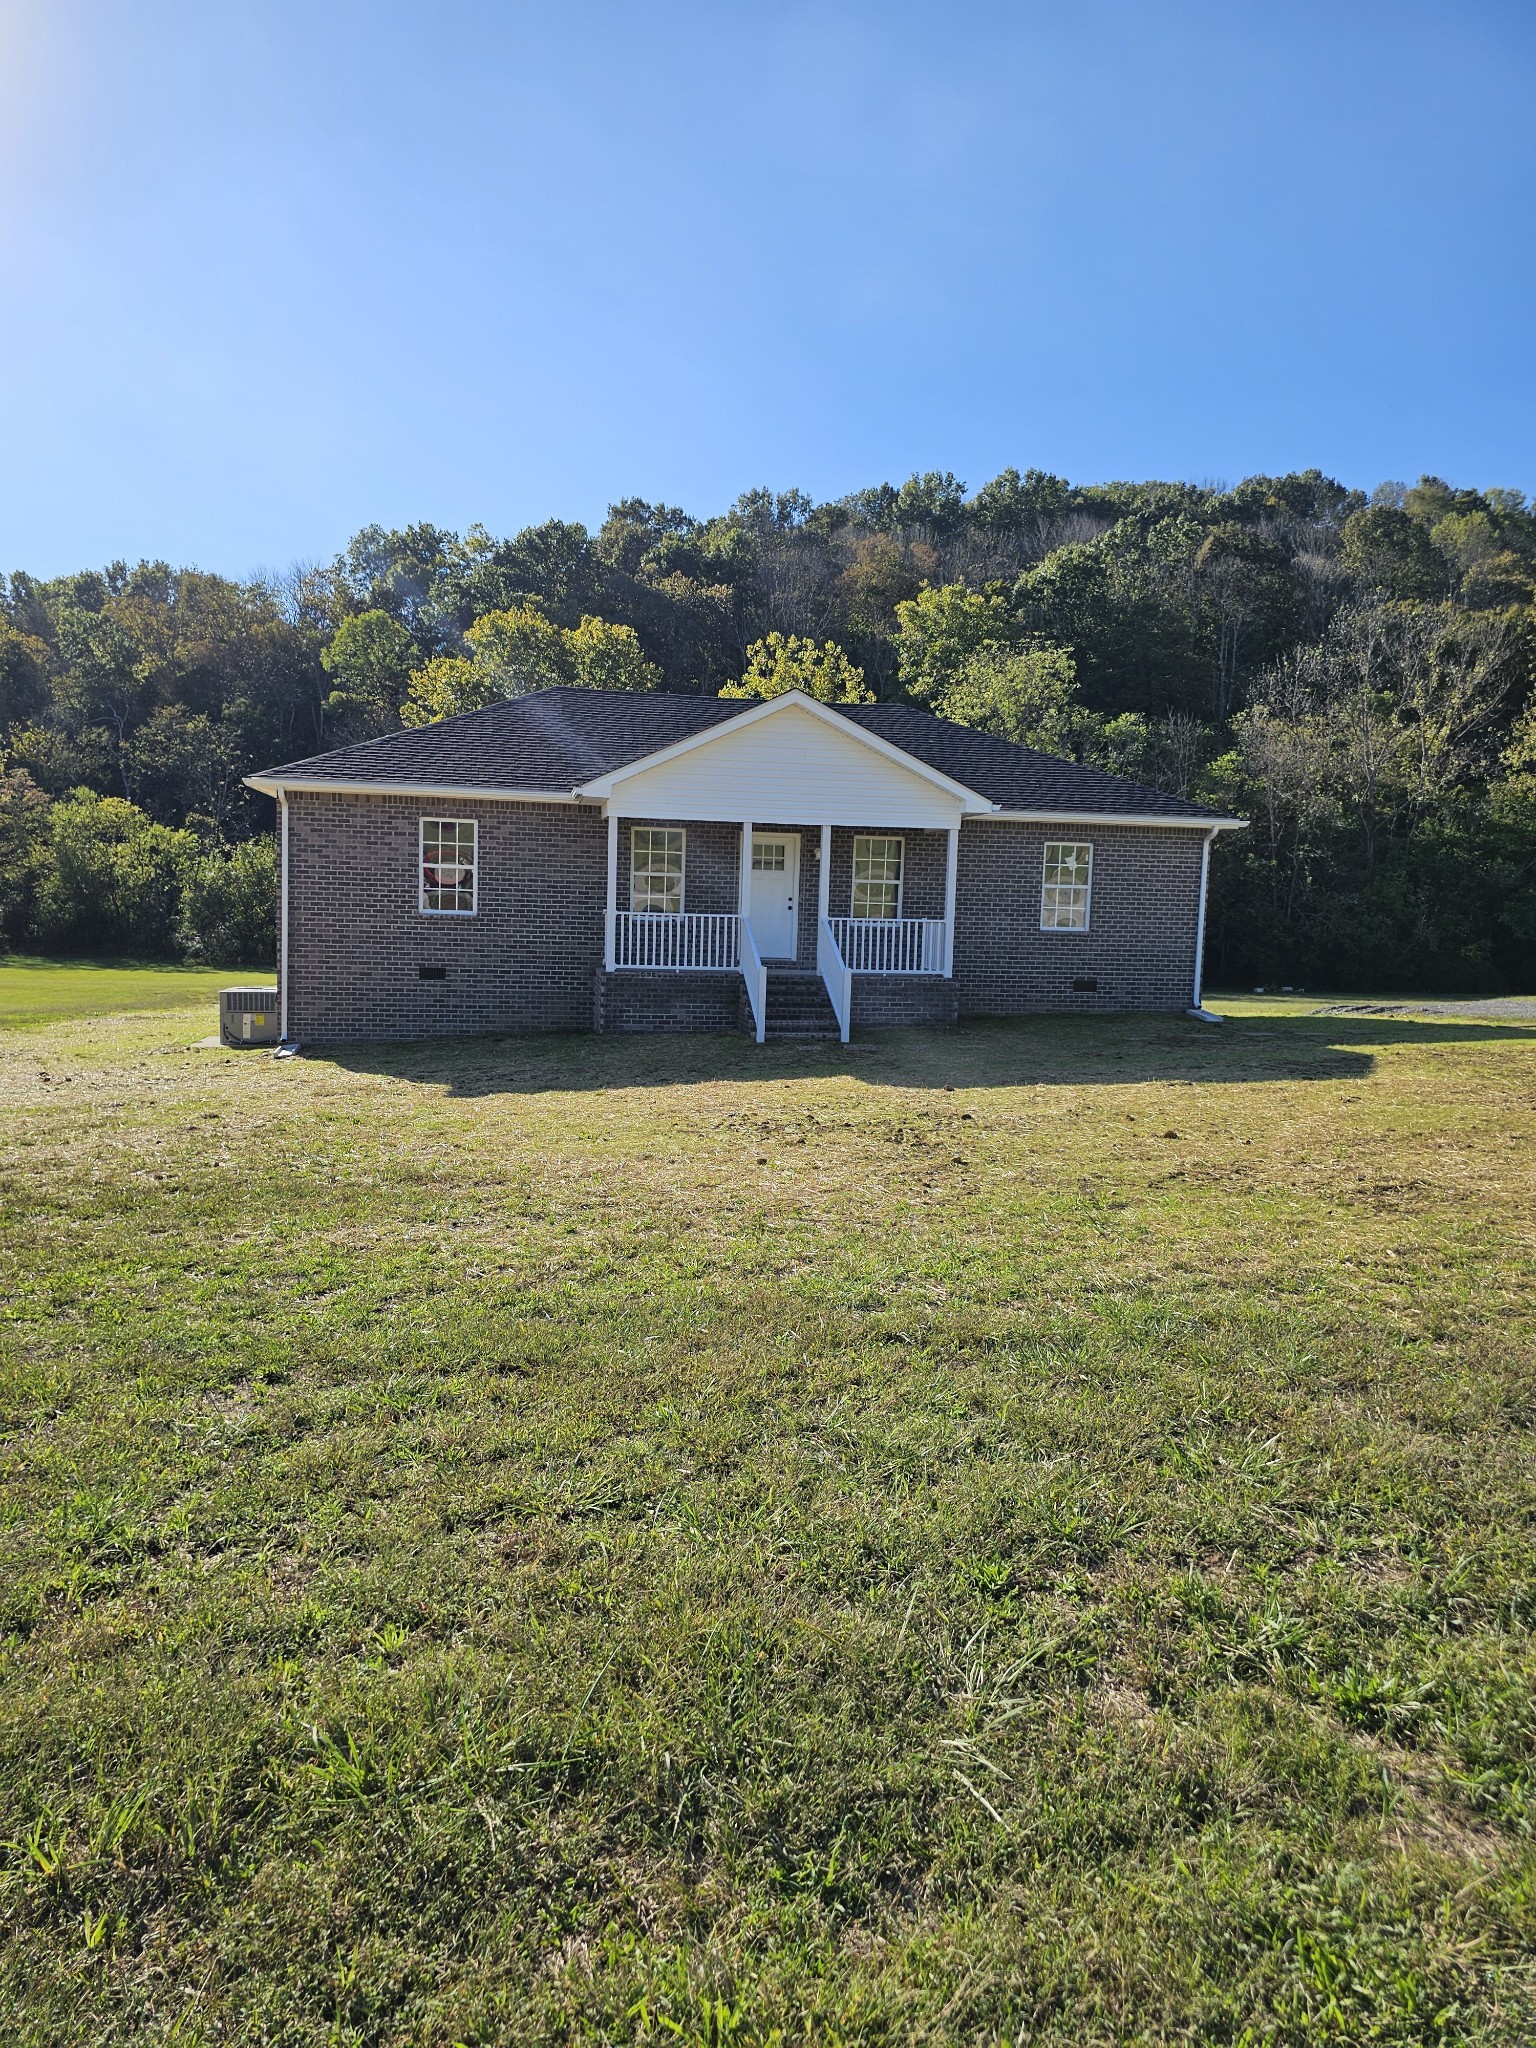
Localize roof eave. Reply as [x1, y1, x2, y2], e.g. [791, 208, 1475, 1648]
[244, 774, 587, 804]
[977, 809, 1247, 830]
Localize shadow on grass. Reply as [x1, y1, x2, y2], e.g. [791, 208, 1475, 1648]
[301, 1011, 1536, 1098]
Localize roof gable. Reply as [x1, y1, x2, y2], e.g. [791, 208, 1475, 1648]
[575, 690, 994, 814]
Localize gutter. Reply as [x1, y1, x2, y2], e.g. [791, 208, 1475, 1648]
[243, 774, 589, 805]
[979, 810, 1246, 832]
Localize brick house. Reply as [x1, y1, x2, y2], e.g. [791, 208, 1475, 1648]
[246, 687, 1244, 1044]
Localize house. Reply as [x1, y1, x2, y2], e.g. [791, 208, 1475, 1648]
[245, 687, 1245, 1045]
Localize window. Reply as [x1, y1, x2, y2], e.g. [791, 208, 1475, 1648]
[752, 840, 786, 872]
[420, 818, 477, 914]
[851, 835, 903, 919]
[1041, 841, 1092, 930]
[630, 827, 685, 914]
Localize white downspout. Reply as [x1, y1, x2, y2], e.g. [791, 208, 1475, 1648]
[1188, 827, 1219, 1021]
[942, 823, 959, 977]
[605, 809, 619, 970]
[278, 787, 291, 1042]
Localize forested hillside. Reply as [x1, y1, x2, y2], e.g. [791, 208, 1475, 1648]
[2, 468, 1533, 987]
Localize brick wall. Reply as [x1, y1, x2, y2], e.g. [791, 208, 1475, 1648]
[952, 821, 1205, 1015]
[851, 975, 959, 1028]
[280, 793, 1208, 1043]
[594, 968, 746, 1034]
[284, 791, 605, 1041]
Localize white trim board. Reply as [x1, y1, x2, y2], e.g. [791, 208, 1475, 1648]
[977, 810, 1246, 831]
[244, 775, 589, 804]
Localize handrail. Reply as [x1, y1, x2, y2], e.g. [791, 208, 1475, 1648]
[612, 910, 740, 970]
[829, 916, 946, 975]
[817, 917, 852, 1043]
[739, 916, 767, 1043]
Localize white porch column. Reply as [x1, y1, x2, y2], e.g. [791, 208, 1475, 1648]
[604, 810, 619, 970]
[818, 823, 831, 924]
[942, 824, 959, 977]
[738, 821, 754, 921]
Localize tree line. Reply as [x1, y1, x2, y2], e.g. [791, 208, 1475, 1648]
[1, 466, 1533, 987]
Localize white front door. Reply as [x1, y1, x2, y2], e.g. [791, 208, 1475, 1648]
[749, 834, 799, 959]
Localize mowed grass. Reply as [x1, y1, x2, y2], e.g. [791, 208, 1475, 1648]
[1, 990, 1534, 2046]
[0, 955, 244, 1030]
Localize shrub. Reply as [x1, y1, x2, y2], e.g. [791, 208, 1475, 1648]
[179, 836, 277, 966]
[0, 768, 51, 946]
[33, 790, 198, 957]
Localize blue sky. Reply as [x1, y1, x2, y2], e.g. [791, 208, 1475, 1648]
[1, 0, 1532, 579]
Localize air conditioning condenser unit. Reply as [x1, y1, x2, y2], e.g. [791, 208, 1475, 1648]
[220, 987, 280, 1047]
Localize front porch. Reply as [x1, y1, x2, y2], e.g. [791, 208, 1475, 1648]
[599, 817, 959, 1042]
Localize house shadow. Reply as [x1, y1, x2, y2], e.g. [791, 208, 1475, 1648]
[303, 1011, 1535, 1100]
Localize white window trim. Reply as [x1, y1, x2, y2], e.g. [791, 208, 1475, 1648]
[419, 816, 478, 916]
[851, 833, 905, 920]
[1040, 840, 1093, 932]
[630, 825, 687, 916]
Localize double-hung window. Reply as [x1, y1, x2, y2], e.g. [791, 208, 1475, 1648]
[1040, 841, 1092, 930]
[420, 818, 477, 914]
[630, 827, 685, 914]
[851, 835, 903, 919]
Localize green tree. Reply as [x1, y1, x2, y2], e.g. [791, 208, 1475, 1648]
[121, 707, 241, 829]
[1341, 506, 1448, 600]
[0, 625, 51, 738]
[937, 644, 1082, 754]
[398, 656, 487, 727]
[893, 582, 1023, 702]
[892, 471, 969, 534]
[565, 615, 662, 692]
[179, 835, 277, 964]
[466, 519, 596, 625]
[399, 605, 661, 725]
[968, 467, 1072, 530]
[1015, 521, 1216, 719]
[720, 632, 871, 704]
[320, 610, 417, 732]
[51, 605, 153, 796]
[839, 537, 939, 641]
[0, 767, 51, 943]
[34, 790, 197, 956]
[337, 523, 456, 638]
[460, 603, 573, 697]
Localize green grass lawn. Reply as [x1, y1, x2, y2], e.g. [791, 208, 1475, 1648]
[0, 954, 248, 1030]
[2, 988, 1534, 2045]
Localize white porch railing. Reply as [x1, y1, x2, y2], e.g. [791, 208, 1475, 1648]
[610, 911, 740, 970]
[829, 917, 946, 974]
[739, 916, 767, 1043]
[817, 918, 852, 1042]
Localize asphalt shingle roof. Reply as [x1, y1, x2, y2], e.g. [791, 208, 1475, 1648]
[253, 688, 1232, 822]
[837, 702, 1230, 818]
[256, 689, 742, 793]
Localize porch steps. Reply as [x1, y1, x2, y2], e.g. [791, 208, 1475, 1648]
[760, 971, 842, 1043]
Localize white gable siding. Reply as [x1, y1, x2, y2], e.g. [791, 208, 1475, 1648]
[605, 704, 964, 827]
